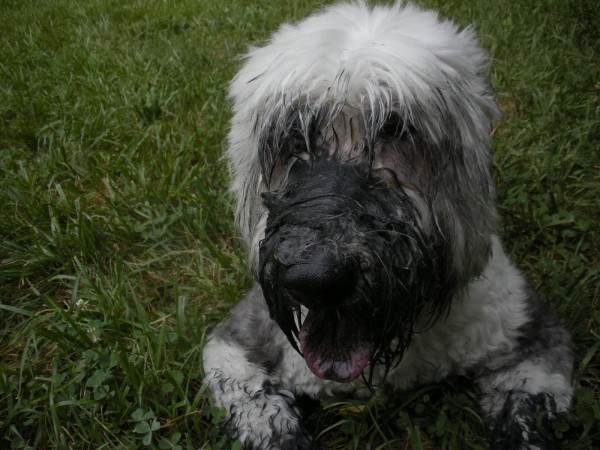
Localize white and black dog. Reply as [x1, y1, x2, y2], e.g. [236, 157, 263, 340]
[203, 2, 573, 449]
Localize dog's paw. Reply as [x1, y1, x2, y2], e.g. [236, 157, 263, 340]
[220, 381, 317, 450]
[489, 391, 556, 450]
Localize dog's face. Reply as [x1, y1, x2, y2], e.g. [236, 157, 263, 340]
[226, 3, 501, 383]
[257, 110, 463, 382]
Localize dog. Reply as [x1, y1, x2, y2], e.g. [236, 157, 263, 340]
[202, 2, 574, 449]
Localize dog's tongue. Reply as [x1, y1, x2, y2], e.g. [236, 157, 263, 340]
[299, 310, 371, 383]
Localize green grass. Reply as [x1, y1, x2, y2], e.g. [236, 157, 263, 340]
[0, 0, 597, 448]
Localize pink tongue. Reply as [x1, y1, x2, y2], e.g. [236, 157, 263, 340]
[299, 311, 371, 383]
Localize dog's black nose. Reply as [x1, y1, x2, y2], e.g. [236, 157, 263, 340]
[279, 253, 356, 310]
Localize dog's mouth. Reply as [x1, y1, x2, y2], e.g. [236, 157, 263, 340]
[298, 309, 372, 383]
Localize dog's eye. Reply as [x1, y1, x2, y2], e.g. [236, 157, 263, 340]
[380, 113, 413, 139]
[287, 156, 309, 176]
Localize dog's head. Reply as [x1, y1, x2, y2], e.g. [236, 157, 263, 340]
[226, 2, 499, 382]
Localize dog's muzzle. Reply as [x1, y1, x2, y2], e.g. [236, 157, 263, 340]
[259, 158, 454, 383]
[258, 161, 387, 382]
[265, 237, 372, 382]
[257, 159, 441, 383]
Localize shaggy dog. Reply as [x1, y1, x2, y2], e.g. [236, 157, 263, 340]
[202, 2, 573, 449]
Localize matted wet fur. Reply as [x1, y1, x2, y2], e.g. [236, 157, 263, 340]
[202, 2, 573, 449]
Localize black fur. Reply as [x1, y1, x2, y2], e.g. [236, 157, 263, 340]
[490, 391, 556, 450]
[258, 156, 458, 380]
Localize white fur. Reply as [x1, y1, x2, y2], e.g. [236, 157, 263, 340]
[204, 2, 573, 448]
[226, 0, 499, 274]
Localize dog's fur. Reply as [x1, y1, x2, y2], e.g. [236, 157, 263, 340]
[202, 2, 574, 449]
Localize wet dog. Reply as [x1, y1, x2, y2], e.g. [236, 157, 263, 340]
[202, 2, 573, 448]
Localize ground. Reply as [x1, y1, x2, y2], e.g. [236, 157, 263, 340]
[0, 0, 598, 448]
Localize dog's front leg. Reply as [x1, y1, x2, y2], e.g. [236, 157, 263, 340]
[203, 285, 319, 450]
[476, 292, 573, 450]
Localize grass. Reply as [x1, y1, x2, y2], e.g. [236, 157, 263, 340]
[0, 0, 597, 448]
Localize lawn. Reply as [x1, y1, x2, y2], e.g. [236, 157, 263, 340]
[0, 0, 598, 449]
